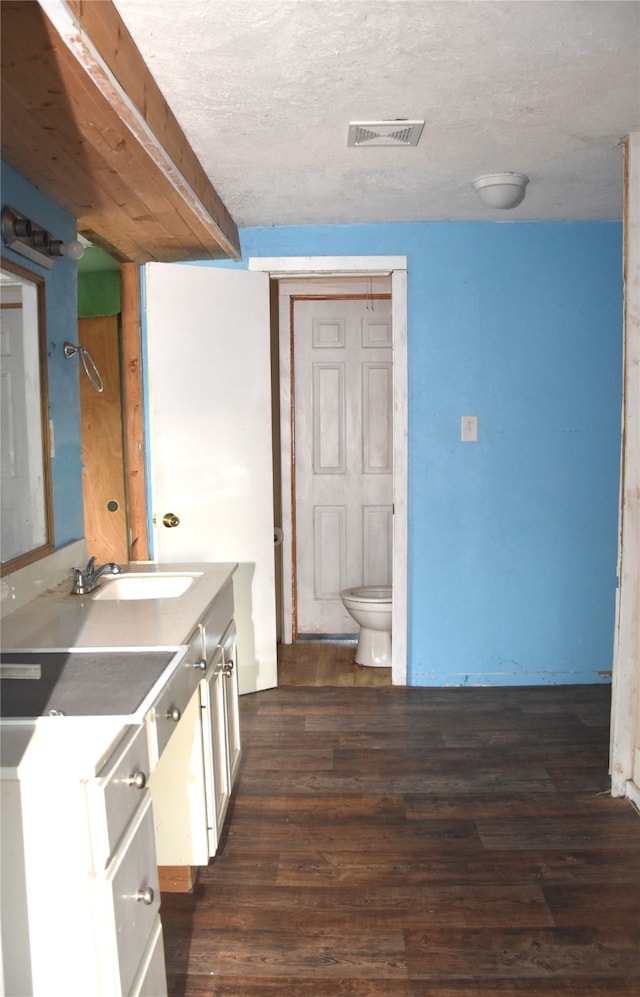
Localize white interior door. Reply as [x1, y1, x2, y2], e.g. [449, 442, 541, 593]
[144, 264, 277, 694]
[294, 296, 393, 634]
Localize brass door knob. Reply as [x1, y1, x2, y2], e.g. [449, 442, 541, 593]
[162, 512, 180, 528]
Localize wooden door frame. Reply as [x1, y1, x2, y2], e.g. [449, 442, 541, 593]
[78, 314, 128, 563]
[281, 282, 392, 638]
[249, 257, 408, 687]
[78, 263, 149, 565]
[121, 262, 150, 561]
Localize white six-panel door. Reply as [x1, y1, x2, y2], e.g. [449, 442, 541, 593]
[293, 296, 393, 634]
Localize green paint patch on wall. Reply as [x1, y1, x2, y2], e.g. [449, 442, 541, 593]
[78, 271, 121, 317]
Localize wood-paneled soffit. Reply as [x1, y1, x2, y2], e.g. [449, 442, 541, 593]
[1, 0, 240, 263]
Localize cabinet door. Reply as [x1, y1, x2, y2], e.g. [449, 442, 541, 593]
[221, 627, 242, 787]
[201, 661, 230, 855]
[149, 685, 209, 866]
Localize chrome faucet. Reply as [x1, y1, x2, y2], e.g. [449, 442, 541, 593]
[70, 556, 123, 595]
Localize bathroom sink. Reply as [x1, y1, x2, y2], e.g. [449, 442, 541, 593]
[92, 572, 202, 601]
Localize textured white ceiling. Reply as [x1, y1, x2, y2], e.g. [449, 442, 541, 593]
[113, 0, 640, 225]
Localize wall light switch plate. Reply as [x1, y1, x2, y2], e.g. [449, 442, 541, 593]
[461, 415, 478, 442]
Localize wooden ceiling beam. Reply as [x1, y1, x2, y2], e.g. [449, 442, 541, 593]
[1, 0, 241, 262]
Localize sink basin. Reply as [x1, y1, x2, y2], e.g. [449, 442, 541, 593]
[92, 572, 202, 601]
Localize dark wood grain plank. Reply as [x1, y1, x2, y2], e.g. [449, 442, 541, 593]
[165, 978, 640, 997]
[404, 926, 640, 979]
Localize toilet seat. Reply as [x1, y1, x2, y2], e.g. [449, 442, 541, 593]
[341, 586, 391, 605]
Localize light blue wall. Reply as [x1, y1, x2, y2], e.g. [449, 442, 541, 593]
[2, 164, 621, 687]
[1, 162, 84, 547]
[233, 222, 623, 685]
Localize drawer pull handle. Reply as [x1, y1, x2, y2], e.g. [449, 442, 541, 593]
[126, 771, 147, 790]
[136, 887, 155, 906]
[222, 661, 234, 676]
[166, 706, 181, 722]
[195, 658, 207, 671]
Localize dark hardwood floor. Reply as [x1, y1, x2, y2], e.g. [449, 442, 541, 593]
[161, 656, 640, 996]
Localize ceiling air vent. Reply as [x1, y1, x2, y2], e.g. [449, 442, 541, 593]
[347, 120, 424, 148]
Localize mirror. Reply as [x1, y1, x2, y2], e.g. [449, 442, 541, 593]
[0, 257, 54, 573]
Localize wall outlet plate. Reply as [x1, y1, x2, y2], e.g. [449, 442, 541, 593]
[461, 415, 478, 442]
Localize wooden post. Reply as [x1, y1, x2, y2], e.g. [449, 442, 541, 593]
[121, 262, 150, 561]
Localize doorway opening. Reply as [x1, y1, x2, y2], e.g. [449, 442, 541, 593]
[78, 257, 149, 567]
[250, 256, 408, 686]
[278, 277, 393, 638]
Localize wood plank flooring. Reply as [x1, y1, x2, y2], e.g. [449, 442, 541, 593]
[161, 672, 640, 996]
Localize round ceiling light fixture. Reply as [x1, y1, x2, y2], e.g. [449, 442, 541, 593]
[471, 172, 529, 209]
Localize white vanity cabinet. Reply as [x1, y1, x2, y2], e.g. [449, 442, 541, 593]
[1, 722, 166, 997]
[151, 580, 242, 864]
[0, 562, 241, 995]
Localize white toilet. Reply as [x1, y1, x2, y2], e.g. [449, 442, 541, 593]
[340, 586, 392, 667]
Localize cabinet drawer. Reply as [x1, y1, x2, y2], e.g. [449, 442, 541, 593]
[104, 793, 160, 997]
[129, 916, 167, 997]
[201, 580, 234, 664]
[146, 636, 203, 767]
[90, 724, 151, 868]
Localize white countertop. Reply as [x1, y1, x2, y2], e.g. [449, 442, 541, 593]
[1, 561, 237, 650]
[0, 561, 237, 776]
